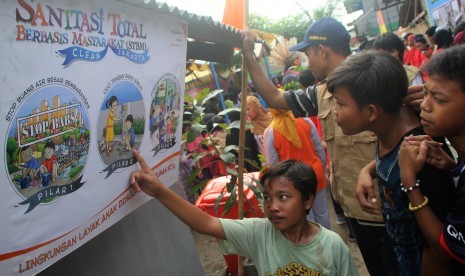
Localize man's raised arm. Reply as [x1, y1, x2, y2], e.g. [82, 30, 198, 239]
[242, 27, 290, 110]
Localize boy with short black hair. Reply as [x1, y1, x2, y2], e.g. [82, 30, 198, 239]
[372, 32, 424, 86]
[124, 114, 135, 152]
[399, 45, 465, 275]
[130, 153, 358, 275]
[327, 50, 455, 275]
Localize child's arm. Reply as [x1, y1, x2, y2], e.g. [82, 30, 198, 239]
[399, 140, 451, 261]
[355, 160, 381, 215]
[130, 150, 226, 239]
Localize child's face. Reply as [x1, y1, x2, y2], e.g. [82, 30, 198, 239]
[125, 120, 132, 129]
[263, 176, 311, 232]
[44, 147, 54, 159]
[332, 87, 368, 135]
[21, 147, 33, 162]
[246, 103, 257, 120]
[110, 101, 117, 111]
[420, 76, 465, 138]
[415, 42, 427, 51]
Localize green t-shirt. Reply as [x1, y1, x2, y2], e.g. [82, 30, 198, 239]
[219, 218, 359, 276]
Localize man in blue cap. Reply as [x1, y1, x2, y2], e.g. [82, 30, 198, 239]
[242, 17, 399, 275]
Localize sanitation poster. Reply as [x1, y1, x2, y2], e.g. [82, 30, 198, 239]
[0, 0, 186, 274]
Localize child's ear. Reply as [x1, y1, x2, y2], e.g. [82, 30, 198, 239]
[365, 104, 379, 123]
[305, 195, 315, 211]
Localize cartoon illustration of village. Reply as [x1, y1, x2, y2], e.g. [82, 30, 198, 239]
[150, 77, 181, 150]
[6, 93, 90, 199]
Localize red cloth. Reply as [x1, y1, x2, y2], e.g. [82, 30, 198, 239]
[404, 48, 413, 65]
[268, 118, 327, 192]
[409, 47, 423, 68]
[42, 155, 57, 172]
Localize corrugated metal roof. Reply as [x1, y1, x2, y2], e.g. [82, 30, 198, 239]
[120, 0, 242, 46]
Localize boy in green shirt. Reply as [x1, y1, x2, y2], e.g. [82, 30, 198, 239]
[130, 152, 358, 275]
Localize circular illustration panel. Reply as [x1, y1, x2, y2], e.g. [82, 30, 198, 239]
[149, 73, 181, 155]
[97, 80, 144, 168]
[5, 85, 91, 207]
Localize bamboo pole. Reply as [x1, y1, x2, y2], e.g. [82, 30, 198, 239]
[236, 1, 249, 275]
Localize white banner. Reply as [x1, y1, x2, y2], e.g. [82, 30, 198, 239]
[0, 0, 187, 274]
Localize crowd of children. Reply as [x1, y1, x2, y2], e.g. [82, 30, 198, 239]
[130, 16, 465, 275]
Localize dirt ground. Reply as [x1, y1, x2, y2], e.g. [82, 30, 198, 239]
[193, 191, 370, 276]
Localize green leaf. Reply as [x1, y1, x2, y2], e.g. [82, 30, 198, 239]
[226, 120, 241, 130]
[184, 94, 193, 104]
[201, 89, 224, 106]
[226, 167, 238, 176]
[191, 152, 208, 163]
[214, 192, 226, 215]
[222, 187, 237, 216]
[220, 152, 236, 164]
[189, 179, 210, 196]
[186, 123, 205, 143]
[217, 108, 241, 116]
[226, 179, 236, 193]
[186, 168, 201, 186]
[244, 158, 260, 170]
[214, 123, 228, 131]
[245, 180, 263, 201]
[224, 145, 239, 153]
[196, 88, 211, 103]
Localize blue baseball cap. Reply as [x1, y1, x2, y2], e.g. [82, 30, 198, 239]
[289, 17, 350, 52]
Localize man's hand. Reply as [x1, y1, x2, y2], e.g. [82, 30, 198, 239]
[130, 150, 163, 197]
[241, 27, 256, 55]
[403, 85, 424, 112]
[355, 168, 381, 215]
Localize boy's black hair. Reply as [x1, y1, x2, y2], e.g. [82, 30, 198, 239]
[202, 113, 225, 133]
[414, 34, 427, 44]
[261, 160, 317, 207]
[106, 95, 118, 108]
[372, 32, 406, 63]
[20, 145, 30, 153]
[423, 45, 465, 91]
[44, 141, 55, 150]
[425, 26, 437, 37]
[433, 30, 453, 49]
[125, 114, 133, 123]
[327, 50, 408, 114]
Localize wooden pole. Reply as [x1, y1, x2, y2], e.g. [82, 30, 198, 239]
[237, 1, 248, 275]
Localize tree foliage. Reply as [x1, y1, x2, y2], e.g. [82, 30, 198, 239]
[249, 12, 311, 41]
[248, 0, 343, 42]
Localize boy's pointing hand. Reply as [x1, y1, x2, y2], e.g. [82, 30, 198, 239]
[130, 150, 162, 197]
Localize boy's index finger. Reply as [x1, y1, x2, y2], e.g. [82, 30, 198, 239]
[133, 150, 151, 172]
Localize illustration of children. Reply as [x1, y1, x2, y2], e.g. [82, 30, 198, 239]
[165, 115, 171, 141]
[150, 105, 158, 136]
[104, 95, 120, 156]
[157, 114, 165, 144]
[39, 141, 59, 183]
[15, 146, 40, 187]
[170, 111, 176, 143]
[168, 89, 174, 111]
[124, 114, 135, 152]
